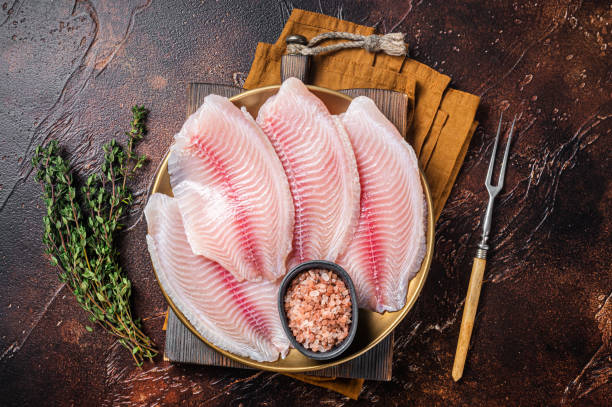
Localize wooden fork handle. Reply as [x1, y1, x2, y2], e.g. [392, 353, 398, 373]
[452, 257, 486, 381]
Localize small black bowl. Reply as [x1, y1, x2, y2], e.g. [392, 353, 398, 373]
[278, 260, 359, 360]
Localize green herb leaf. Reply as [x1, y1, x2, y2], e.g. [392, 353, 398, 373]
[31, 105, 156, 366]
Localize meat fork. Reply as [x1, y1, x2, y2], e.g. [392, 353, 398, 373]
[452, 112, 516, 381]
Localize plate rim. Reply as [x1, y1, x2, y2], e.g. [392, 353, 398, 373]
[150, 84, 435, 372]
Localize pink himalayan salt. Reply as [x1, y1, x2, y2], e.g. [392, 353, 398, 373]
[284, 269, 352, 352]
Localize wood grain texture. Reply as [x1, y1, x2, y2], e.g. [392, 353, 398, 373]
[452, 257, 486, 381]
[0, 1, 610, 406]
[340, 88, 410, 138]
[166, 309, 393, 381]
[188, 83, 243, 106]
[281, 54, 311, 82]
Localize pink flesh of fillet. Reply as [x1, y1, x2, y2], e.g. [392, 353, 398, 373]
[337, 96, 427, 313]
[168, 94, 294, 282]
[256, 78, 360, 269]
[144, 193, 290, 362]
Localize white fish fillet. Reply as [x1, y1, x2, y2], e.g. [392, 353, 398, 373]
[337, 96, 427, 313]
[256, 78, 360, 269]
[145, 193, 290, 362]
[168, 94, 294, 282]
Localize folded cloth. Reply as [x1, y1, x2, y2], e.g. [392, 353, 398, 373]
[246, 8, 480, 399]
[283, 374, 364, 400]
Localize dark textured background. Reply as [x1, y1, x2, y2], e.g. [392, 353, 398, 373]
[0, 1, 610, 405]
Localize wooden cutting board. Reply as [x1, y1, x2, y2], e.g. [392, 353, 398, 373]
[163, 81, 411, 381]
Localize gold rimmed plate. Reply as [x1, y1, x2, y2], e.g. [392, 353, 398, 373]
[150, 85, 435, 373]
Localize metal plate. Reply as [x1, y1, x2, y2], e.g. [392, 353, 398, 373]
[150, 85, 435, 373]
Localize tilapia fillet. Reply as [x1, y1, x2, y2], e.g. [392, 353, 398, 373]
[256, 78, 360, 268]
[145, 193, 290, 362]
[337, 97, 427, 313]
[168, 94, 294, 282]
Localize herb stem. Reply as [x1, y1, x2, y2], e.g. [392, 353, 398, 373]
[32, 106, 156, 366]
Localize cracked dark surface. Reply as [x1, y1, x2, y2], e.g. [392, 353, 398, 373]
[0, 0, 610, 405]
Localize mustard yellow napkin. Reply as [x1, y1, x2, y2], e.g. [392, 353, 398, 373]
[284, 374, 364, 400]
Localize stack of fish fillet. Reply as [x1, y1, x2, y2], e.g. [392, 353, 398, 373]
[145, 78, 426, 362]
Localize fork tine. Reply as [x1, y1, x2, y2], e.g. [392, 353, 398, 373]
[485, 112, 503, 186]
[497, 114, 516, 187]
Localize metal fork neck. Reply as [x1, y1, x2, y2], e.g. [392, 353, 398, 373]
[476, 195, 496, 259]
[475, 247, 488, 259]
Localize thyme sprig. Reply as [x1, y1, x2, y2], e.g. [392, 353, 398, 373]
[32, 106, 156, 366]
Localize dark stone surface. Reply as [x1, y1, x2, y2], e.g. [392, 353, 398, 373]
[0, 0, 610, 405]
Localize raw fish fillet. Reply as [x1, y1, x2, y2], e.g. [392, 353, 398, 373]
[145, 193, 290, 362]
[168, 94, 294, 282]
[337, 96, 427, 313]
[256, 78, 360, 268]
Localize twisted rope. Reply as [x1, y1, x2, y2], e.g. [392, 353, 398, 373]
[286, 32, 407, 56]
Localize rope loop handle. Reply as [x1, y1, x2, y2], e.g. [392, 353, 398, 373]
[286, 32, 407, 57]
